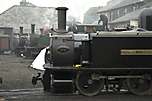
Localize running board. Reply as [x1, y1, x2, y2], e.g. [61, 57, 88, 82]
[92, 75, 145, 80]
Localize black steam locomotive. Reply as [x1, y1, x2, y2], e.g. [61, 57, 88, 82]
[33, 7, 152, 96]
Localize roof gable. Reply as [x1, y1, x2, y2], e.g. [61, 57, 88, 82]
[0, 5, 57, 33]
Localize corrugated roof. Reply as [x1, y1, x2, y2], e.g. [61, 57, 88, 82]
[0, 5, 57, 34]
[110, 3, 152, 24]
[111, 0, 143, 10]
[98, 0, 144, 13]
[141, 1, 152, 8]
[109, 9, 143, 23]
[98, 3, 119, 13]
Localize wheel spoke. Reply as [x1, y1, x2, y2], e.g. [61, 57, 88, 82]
[75, 71, 104, 96]
[127, 77, 151, 95]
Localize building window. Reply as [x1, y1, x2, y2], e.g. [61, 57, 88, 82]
[125, 8, 127, 14]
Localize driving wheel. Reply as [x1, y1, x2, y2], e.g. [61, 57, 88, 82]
[75, 71, 104, 96]
[127, 77, 151, 95]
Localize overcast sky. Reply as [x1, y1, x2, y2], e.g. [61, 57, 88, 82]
[0, 0, 110, 22]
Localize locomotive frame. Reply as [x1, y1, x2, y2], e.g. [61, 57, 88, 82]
[43, 32, 152, 96]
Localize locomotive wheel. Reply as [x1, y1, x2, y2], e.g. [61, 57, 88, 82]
[42, 69, 51, 92]
[75, 71, 104, 96]
[127, 77, 151, 95]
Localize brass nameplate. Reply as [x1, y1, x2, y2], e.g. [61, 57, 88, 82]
[121, 49, 152, 55]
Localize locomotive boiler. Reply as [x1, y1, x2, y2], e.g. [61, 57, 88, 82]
[32, 7, 152, 96]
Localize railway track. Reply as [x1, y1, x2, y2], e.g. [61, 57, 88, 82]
[0, 88, 152, 101]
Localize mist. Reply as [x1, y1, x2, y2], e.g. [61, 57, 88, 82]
[0, 0, 111, 22]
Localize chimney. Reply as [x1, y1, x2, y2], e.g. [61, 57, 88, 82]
[31, 24, 35, 34]
[20, 26, 23, 34]
[40, 28, 44, 34]
[20, 0, 27, 6]
[56, 7, 68, 32]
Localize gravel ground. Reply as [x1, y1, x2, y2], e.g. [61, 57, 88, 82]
[0, 55, 43, 90]
[0, 89, 152, 101]
[0, 55, 152, 101]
